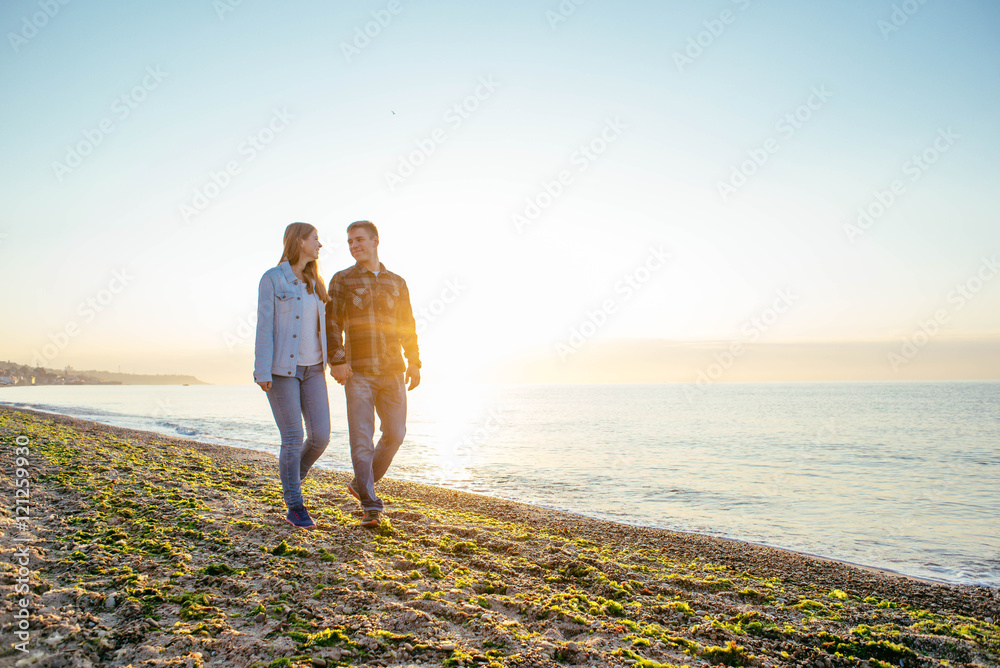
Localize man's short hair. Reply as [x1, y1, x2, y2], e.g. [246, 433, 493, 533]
[347, 220, 378, 240]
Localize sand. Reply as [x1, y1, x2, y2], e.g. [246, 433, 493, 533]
[1, 405, 997, 668]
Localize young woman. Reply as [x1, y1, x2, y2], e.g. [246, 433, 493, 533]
[253, 222, 331, 529]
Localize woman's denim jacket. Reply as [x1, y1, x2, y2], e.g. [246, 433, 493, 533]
[253, 261, 328, 383]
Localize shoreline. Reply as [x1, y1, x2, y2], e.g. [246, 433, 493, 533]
[2, 405, 998, 667]
[1, 401, 990, 591]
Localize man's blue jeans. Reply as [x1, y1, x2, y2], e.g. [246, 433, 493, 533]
[265, 362, 330, 509]
[345, 371, 407, 512]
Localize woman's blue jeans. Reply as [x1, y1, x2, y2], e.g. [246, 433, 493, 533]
[265, 362, 330, 509]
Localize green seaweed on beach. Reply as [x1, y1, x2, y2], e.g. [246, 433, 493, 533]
[200, 562, 244, 576]
[699, 640, 753, 666]
[2, 407, 998, 668]
[271, 539, 310, 557]
[171, 591, 224, 621]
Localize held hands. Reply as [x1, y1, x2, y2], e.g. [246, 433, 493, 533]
[323, 363, 417, 388]
[330, 363, 353, 386]
[405, 365, 420, 391]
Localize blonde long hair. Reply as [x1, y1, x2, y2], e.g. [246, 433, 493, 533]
[279, 222, 330, 303]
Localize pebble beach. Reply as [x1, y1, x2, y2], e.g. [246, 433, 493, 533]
[1, 405, 997, 668]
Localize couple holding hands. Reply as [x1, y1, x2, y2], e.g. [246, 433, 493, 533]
[253, 220, 421, 529]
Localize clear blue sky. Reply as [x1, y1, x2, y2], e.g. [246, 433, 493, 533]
[2, 0, 998, 383]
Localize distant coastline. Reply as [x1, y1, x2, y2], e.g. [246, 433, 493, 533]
[0, 360, 208, 387]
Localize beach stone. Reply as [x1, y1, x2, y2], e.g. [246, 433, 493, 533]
[104, 595, 116, 609]
[134, 645, 163, 661]
[311, 658, 327, 667]
[281, 584, 294, 593]
[271, 636, 296, 654]
[44, 631, 67, 647]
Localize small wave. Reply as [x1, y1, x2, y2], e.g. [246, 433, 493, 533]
[155, 420, 201, 437]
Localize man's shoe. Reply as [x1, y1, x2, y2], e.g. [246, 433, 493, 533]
[286, 505, 316, 529]
[360, 509, 380, 528]
[346, 479, 361, 502]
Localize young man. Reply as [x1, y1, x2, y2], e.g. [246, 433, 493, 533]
[326, 221, 421, 527]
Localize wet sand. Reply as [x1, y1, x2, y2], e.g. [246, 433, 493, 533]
[1, 405, 997, 667]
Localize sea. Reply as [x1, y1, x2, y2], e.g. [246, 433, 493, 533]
[2, 380, 998, 588]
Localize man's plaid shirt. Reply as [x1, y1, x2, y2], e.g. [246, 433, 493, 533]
[326, 262, 420, 375]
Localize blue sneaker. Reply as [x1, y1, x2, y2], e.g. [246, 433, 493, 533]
[286, 505, 316, 529]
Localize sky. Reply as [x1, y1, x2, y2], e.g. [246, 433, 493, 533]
[1, 0, 999, 385]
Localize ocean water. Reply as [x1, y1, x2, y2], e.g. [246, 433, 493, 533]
[2, 380, 998, 588]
